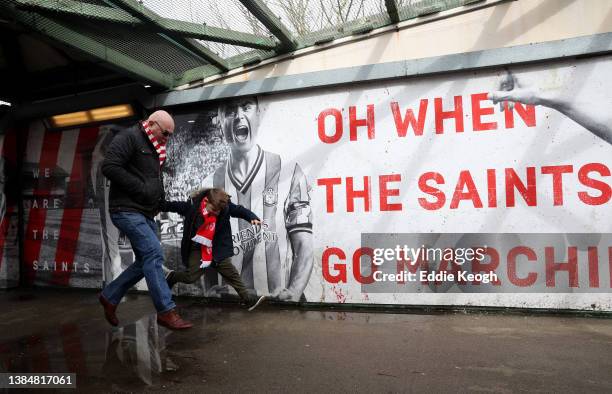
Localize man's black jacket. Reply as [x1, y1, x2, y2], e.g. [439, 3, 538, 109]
[160, 190, 260, 266]
[102, 123, 164, 219]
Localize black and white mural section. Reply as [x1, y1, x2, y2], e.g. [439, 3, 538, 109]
[163, 99, 314, 302]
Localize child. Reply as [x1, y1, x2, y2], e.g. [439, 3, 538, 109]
[161, 187, 266, 311]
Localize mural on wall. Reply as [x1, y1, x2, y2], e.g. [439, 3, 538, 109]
[18, 54, 612, 310]
[162, 97, 314, 302]
[21, 124, 102, 288]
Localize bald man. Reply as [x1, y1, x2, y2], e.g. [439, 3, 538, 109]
[98, 110, 193, 330]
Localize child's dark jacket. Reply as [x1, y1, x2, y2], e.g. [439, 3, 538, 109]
[161, 190, 259, 266]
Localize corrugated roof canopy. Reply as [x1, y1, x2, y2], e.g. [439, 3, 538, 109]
[1, 0, 488, 89]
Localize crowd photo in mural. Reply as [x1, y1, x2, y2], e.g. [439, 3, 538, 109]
[10, 54, 612, 310]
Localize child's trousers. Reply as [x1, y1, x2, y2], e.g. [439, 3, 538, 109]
[171, 249, 249, 300]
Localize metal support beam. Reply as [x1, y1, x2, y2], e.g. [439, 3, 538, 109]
[0, 3, 175, 88]
[16, 0, 137, 23]
[238, 0, 297, 51]
[175, 65, 224, 87]
[105, 0, 230, 71]
[160, 19, 277, 50]
[16, 0, 278, 50]
[385, 0, 401, 24]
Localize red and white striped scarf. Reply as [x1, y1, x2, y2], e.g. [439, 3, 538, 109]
[191, 197, 217, 269]
[142, 121, 166, 166]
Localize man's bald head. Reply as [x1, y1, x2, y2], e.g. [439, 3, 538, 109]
[147, 110, 175, 143]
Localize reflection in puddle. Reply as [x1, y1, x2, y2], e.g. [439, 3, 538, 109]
[0, 314, 179, 389]
[102, 314, 178, 386]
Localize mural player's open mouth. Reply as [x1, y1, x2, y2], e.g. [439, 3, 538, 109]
[234, 125, 249, 142]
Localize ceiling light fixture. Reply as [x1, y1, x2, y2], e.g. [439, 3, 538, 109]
[50, 104, 135, 128]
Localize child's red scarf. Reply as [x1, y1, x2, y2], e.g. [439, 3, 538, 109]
[191, 197, 217, 268]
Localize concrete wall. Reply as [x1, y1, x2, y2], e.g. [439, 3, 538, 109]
[201, 0, 612, 87]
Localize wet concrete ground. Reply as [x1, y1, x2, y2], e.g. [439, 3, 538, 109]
[0, 288, 611, 393]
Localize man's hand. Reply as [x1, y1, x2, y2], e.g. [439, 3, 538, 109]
[251, 219, 261, 225]
[489, 68, 612, 145]
[487, 70, 546, 110]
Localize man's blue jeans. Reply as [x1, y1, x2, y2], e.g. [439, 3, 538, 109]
[101, 211, 175, 313]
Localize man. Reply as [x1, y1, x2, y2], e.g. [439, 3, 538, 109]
[91, 127, 145, 290]
[203, 96, 314, 302]
[98, 110, 193, 330]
